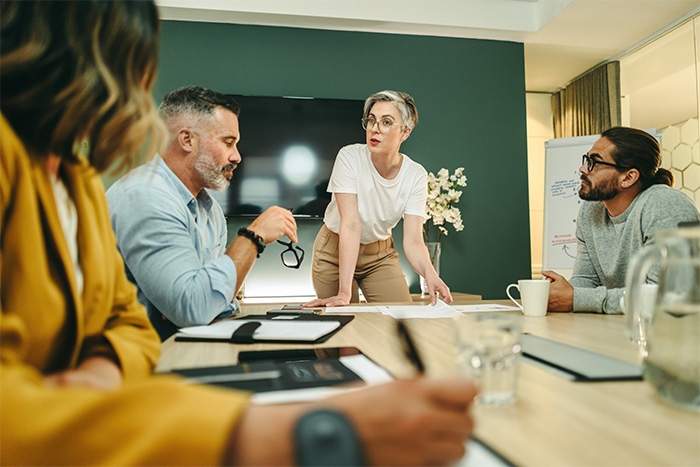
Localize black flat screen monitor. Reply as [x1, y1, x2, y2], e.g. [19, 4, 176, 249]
[219, 94, 365, 218]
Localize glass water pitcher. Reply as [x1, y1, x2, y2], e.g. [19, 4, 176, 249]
[625, 222, 700, 412]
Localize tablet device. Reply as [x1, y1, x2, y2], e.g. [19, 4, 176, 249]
[172, 347, 366, 393]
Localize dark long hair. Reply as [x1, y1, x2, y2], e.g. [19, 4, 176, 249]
[0, 0, 165, 172]
[602, 127, 673, 189]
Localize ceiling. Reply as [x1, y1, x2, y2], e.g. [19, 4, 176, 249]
[157, 0, 700, 93]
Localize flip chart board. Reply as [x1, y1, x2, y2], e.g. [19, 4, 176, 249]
[542, 135, 598, 271]
[542, 130, 661, 272]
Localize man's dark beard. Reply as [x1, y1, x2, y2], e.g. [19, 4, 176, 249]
[578, 175, 621, 201]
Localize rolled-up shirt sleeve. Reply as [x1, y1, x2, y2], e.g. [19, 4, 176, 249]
[108, 181, 237, 328]
[404, 170, 428, 218]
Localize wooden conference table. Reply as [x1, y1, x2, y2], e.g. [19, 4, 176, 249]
[156, 299, 700, 467]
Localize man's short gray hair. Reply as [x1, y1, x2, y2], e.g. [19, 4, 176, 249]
[363, 90, 418, 130]
[158, 86, 241, 126]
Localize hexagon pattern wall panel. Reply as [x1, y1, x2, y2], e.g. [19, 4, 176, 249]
[662, 118, 700, 206]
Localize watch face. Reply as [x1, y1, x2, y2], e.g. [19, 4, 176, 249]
[295, 409, 364, 466]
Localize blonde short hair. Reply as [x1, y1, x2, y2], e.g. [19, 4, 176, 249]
[363, 90, 418, 129]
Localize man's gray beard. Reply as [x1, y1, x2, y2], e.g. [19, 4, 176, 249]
[195, 154, 233, 192]
[578, 176, 621, 201]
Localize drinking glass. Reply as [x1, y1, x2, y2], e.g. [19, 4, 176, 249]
[453, 312, 523, 405]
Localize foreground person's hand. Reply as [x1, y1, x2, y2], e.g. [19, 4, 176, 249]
[44, 356, 123, 390]
[228, 378, 478, 466]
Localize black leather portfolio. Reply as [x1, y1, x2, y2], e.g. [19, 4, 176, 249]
[174, 314, 354, 344]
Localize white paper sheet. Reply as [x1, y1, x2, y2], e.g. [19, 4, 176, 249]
[452, 304, 520, 313]
[457, 439, 511, 467]
[378, 299, 459, 319]
[324, 306, 382, 314]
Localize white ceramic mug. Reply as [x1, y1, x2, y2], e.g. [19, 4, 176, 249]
[506, 279, 550, 317]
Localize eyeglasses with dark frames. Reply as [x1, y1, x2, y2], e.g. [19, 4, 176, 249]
[277, 238, 304, 269]
[582, 153, 631, 172]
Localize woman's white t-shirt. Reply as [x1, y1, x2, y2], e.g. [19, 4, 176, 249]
[323, 143, 428, 244]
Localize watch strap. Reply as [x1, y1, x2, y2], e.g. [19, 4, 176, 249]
[237, 228, 265, 258]
[294, 409, 365, 466]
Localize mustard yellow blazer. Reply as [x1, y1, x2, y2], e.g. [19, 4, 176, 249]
[0, 114, 249, 466]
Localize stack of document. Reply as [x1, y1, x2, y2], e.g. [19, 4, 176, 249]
[325, 299, 518, 319]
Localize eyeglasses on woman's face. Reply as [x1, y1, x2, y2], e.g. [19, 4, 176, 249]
[361, 117, 401, 134]
[581, 153, 631, 172]
[277, 239, 304, 269]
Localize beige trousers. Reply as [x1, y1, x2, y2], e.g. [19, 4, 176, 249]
[311, 225, 412, 303]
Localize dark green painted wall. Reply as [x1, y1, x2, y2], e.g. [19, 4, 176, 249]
[155, 20, 531, 299]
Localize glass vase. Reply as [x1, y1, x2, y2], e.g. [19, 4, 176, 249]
[420, 242, 441, 296]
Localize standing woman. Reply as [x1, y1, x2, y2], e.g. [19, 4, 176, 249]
[306, 91, 452, 307]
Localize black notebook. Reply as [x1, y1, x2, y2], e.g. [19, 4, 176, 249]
[521, 334, 643, 381]
[174, 314, 353, 344]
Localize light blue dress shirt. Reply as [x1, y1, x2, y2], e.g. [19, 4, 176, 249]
[106, 156, 238, 340]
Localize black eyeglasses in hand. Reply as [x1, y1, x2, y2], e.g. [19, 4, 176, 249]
[277, 239, 304, 269]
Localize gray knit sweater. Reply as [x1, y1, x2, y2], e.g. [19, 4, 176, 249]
[571, 184, 699, 314]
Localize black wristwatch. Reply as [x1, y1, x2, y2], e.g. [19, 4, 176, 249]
[294, 409, 365, 466]
[237, 228, 265, 258]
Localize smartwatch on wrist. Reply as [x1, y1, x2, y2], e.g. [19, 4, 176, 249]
[237, 228, 265, 258]
[294, 409, 365, 466]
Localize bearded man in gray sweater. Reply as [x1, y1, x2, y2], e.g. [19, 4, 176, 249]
[544, 127, 699, 314]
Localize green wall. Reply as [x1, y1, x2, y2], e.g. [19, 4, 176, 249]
[155, 20, 531, 299]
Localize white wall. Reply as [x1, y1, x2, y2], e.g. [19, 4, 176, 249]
[620, 18, 698, 130]
[622, 13, 700, 206]
[526, 93, 554, 279]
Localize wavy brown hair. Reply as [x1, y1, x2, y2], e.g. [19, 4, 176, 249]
[0, 0, 165, 173]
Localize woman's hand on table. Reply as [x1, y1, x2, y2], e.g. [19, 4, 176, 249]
[424, 272, 453, 305]
[303, 292, 351, 308]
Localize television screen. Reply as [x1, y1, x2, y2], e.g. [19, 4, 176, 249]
[213, 94, 365, 218]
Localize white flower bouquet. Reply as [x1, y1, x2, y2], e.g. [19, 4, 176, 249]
[423, 167, 467, 243]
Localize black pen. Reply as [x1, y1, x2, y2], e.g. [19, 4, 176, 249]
[267, 309, 320, 315]
[396, 320, 425, 374]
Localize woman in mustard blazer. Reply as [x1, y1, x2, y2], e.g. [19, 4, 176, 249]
[0, 2, 476, 465]
[0, 2, 255, 464]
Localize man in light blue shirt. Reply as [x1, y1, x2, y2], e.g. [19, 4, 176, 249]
[107, 87, 297, 340]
